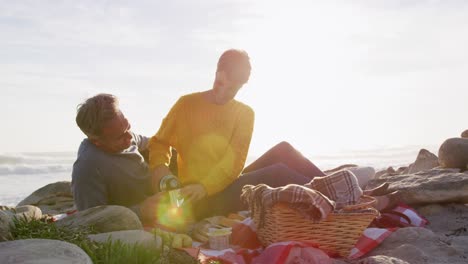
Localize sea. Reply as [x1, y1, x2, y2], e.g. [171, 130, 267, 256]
[0, 145, 438, 206]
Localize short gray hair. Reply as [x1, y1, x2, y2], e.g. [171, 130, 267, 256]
[76, 93, 120, 139]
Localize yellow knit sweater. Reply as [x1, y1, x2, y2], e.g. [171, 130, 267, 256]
[149, 92, 255, 196]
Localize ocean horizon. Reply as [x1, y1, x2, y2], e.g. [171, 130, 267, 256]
[0, 144, 439, 206]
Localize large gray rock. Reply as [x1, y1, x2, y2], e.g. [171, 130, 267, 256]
[407, 149, 439, 174]
[438, 138, 468, 170]
[88, 230, 162, 250]
[355, 255, 409, 264]
[17, 181, 75, 215]
[56, 205, 142, 233]
[450, 236, 468, 257]
[367, 227, 466, 264]
[0, 211, 12, 241]
[366, 168, 468, 205]
[0, 239, 92, 264]
[416, 203, 468, 236]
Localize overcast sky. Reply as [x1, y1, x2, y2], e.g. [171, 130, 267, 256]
[1, 0, 467, 157]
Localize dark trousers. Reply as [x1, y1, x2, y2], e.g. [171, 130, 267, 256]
[194, 141, 326, 220]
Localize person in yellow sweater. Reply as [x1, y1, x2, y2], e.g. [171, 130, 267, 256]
[149, 49, 399, 221]
[148, 49, 253, 214]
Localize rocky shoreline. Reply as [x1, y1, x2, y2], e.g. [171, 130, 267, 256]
[1, 133, 468, 263]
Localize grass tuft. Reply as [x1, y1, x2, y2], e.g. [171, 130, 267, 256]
[9, 215, 198, 264]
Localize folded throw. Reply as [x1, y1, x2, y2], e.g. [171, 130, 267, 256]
[241, 184, 335, 227]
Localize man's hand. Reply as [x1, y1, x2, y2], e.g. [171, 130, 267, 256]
[180, 183, 207, 202]
[140, 192, 165, 224]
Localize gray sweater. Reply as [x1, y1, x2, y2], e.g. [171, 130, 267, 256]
[71, 133, 152, 217]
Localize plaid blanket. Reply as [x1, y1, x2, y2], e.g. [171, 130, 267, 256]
[240, 184, 335, 227]
[305, 169, 363, 209]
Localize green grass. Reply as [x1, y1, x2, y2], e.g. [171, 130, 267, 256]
[9, 215, 198, 264]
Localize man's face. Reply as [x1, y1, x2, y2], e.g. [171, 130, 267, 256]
[215, 67, 251, 104]
[93, 112, 133, 153]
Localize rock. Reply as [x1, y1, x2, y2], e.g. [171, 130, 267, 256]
[0, 239, 92, 263]
[407, 149, 439, 174]
[366, 168, 468, 205]
[324, 164, 358, 174]
[396, 167, 407, 174]
[450, 236, 468, 257]
[10, 205, 42, 222]
[416, 203, 468, 236]
[375, 167, 399, 179]
[355, 255, 410, 264]
[0, 205, 43, 232]
[17, 181, 72, 206]
[438, 138, 468, 170]
[88, 230, 162, 250]
[56, 205, 142, 233]
[461, 130, 468, 138]
[35, 197, 75, 216]
[368, 227, 466, 264]
[347, 166, 376, 188]
[0, 211, 12, 241]
[16, 181, 75, 215]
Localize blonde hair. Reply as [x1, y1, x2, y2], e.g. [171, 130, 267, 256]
[76, 93, 120, 139]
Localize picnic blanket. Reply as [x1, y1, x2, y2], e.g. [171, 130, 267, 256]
[201, 202, 428, 263]
[51, 203, 428, 263]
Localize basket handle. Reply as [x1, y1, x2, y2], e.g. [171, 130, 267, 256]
[342, 195, 377, 211]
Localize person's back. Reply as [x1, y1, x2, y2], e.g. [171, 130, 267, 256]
[72, 134, 152, 211]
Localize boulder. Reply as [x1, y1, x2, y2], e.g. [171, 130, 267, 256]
[0, 211, 12, 241]
[56, 205, 142, 233]
[347, 166, 376, 188]
[355, 255, 410, 264]
[17, 181, 75, 215]
[461, 130, 468, 138]
[407, 149, 439, 174]
[366, 168, 468, 205]
[88, 230, 162, 250]
[416, 203, 468, 236]
[375, 167, 400, 179]
[8, 205, 42, 222]
[0, 239, 92, 264]
[438, 138, 468, 170]
[367, 227, 466, 264]
[324, 164, 358, 174]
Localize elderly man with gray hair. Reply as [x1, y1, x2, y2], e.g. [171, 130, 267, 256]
[72, 93, 179, 224]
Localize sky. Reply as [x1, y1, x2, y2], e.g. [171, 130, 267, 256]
[1, 0, 467, 158]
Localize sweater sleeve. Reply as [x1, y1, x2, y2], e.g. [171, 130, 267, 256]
[200, 106, 255, 195]
[132, 133, 150, 152]
[148, 97, 183, 171]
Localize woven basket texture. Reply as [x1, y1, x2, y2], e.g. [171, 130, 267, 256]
[253, 195, 379, 257]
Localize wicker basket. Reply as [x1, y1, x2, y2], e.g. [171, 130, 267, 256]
[253, 195, 380, 257]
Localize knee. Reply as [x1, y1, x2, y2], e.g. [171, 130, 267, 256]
[258, 163, 290, 175]
[273, 141, 295, 154]
[270, 163, 293, 174]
